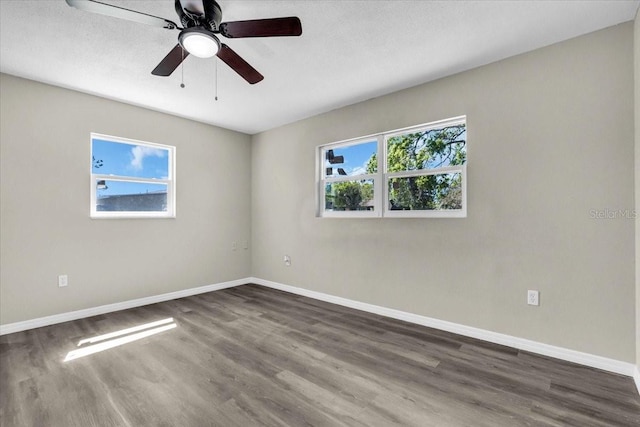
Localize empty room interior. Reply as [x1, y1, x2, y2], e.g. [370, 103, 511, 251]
[2, 0, 640, 425]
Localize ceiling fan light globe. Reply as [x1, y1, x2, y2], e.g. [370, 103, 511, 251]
[179, 28, 220, 58]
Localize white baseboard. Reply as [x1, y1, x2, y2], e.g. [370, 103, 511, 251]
[249, 277, 637, 378]
[634, 366, 640, 395]
[0, 278, 250, 336]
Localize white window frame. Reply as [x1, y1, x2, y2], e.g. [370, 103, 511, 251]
[317, 116, 466, 218]
[90, 133, 176, 219]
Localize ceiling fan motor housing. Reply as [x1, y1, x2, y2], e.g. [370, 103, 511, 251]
[176, 0, 222, 31]
[205, 0, 223, 31]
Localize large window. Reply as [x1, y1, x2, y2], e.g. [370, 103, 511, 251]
[318, 117, 466, 218]
[90, 133, 176, 218]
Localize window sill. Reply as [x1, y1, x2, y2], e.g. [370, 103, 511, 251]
[90, 213, 176, 219]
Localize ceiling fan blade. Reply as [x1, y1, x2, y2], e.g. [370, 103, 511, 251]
[65, 0, 179, 30]
[216, 44, 264, 84]
[152, 45, 189, 76]
[219, 17, 302, 38]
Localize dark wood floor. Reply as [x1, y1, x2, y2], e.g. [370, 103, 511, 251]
[1, 284, 639, 426]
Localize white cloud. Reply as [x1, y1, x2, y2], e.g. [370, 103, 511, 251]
[130, 146, 165, 170]
[350, 166, 367, 175]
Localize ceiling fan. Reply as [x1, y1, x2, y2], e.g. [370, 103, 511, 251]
[65, 0, 303, 84]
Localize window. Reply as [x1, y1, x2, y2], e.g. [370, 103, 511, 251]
[90, 133, 175, 218]
[318, 116, 466, 218]
[320, 138, 381, 218]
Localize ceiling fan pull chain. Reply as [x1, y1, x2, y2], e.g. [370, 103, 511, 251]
[180, 47, 185, 88]
[215, 58, 218, 101]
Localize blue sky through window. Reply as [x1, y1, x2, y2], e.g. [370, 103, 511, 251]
[92, 139, 169, 178]
[92, 138, 170, 197]
[325, 140, 377, 177]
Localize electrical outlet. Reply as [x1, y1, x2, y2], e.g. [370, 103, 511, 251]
[284, 255, 291, 266]
[232, 241, 237, 251]
[58, 275, 68, 287]
[527, 290, 539, 306]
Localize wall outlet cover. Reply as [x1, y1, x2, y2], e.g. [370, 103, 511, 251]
[58, 275, 68, 287]
[527, 290, 539, 306]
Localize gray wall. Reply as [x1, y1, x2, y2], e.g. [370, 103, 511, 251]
[0, 74, 252, 325]
[252, 23, 636, 362]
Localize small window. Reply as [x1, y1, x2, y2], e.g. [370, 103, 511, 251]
[90, 134, 175, 218]
[317, 116, 466, 218]
[320, 139, 380, 217]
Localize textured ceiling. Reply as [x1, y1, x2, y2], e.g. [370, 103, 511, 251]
[1, 1, 639, 135]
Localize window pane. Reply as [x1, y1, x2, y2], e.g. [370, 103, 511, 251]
[325, 180, 375, 211]
[386, 124, 466, 172]
[92, 138, 169, 179]
[324, 140, 377, 178]
[95, 180, 167, 212]
[388, 173, 462, 211]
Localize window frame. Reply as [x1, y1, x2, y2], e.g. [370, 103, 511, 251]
[317, 116, 467, 218]
[90, 133, 176, 219]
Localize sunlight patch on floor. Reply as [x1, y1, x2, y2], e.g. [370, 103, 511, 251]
[64, 317, 177, 362]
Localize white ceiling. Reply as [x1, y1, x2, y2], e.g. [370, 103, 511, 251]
[1, 1, 638, 135]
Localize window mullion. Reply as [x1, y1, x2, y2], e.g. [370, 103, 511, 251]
[92, 174, 170, 185]
[377, 134, 385, 214]
[385, 165, 464, 180]
[324, 173, 377, 183]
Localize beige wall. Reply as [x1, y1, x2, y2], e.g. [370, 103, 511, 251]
[252, 23, 636, 362]
[0, 74, 252, 325]
[635, 8, 640, 370]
